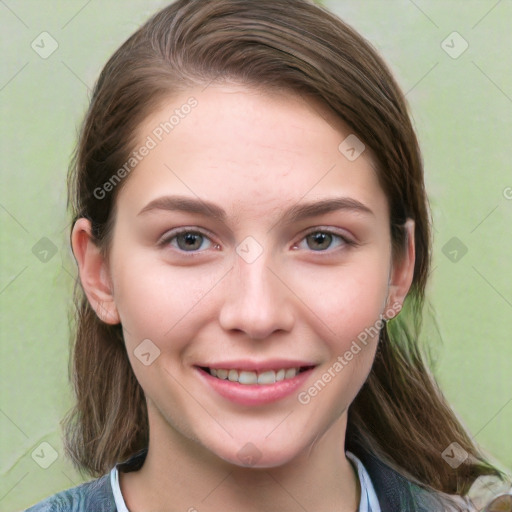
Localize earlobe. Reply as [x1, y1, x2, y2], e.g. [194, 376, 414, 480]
[71, 218, 120, 325]
[385, 219, 415, 318]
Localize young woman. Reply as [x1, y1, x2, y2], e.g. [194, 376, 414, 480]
[26, 1, 511, 511]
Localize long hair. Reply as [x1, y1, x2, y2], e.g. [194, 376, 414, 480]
[62, 0, 505, 502]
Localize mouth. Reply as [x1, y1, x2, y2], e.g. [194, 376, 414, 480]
[195, 362, 317, 406]
[198, 365, 315, 385]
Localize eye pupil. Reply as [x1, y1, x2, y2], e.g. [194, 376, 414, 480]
[307, 232, 332, 251]
[177, 232, 202, 251]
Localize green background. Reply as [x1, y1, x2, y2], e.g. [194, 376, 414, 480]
[1, 1, 511, 510]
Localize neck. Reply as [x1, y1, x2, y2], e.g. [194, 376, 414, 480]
[120, 411, 360, 512]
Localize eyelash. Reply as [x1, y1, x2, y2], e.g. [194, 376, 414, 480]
[158, 227, 357, 255]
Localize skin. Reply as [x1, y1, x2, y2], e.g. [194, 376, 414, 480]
[72, 85, 415, 512]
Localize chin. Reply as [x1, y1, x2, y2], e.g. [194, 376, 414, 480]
[206, 435, 306, 470]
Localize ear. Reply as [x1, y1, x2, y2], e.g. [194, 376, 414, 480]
[385, 219, 415, 318]
[71, 218, 120, 325]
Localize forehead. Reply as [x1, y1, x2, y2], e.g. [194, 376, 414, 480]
[118, 84, 388, 223]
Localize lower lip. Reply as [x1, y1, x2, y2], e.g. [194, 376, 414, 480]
[196, 367, 315, 406]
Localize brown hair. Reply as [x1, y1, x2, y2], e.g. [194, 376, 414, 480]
[63, 0, 505, 503]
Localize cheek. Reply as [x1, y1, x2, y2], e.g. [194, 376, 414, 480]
[111, 255, 223, 346]
[287, 255, 390, 346]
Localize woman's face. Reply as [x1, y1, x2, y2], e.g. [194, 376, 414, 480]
[86, 85, 412, 468]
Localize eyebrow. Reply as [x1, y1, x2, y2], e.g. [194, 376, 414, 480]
[137, 195, 374, 224]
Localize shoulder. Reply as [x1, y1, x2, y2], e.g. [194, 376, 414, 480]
[396, 466, 512, 511]
[350, 443, 474, 512]
[24, 448, 148, 512]
[24, 474, 115, 512]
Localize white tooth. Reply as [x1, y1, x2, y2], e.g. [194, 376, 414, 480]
[239, 371, 258, 385]
[228, 369, 239, 382]
[209, 368, 217, 377]
[216, 369, 228, 379]
[257, 370, 276, 384]
[275, 369, 286, 381]
[285, 368, 298, 379]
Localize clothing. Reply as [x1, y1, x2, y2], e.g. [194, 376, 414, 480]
[24, 444, 510, 512]
[346, 451, 381, 512]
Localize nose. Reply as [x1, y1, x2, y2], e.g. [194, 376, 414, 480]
[218, 252, 295, 340]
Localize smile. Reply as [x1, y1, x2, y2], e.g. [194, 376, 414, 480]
[203, 366, 312, 385]
[195, 363, 316, 406]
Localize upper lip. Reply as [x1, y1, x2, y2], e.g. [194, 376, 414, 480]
[196, 359, 316, 372]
